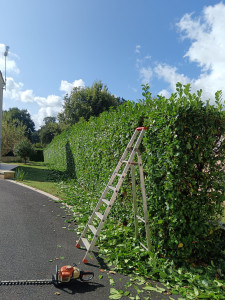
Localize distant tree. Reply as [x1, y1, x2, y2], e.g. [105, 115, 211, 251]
[3, 107, 35, 139]
[1, 119, 26, 156]
[39, 117, 61, 145]
[43, 116, 56, 124]
[14, 138, 34, 164]
[30, 130, 41, 144]
[58, 81, 126, 126]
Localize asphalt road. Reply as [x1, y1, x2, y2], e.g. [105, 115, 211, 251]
[0, 164, 18, 171]
[0, 179, 180, 300]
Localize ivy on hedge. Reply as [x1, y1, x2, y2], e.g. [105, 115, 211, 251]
[44, 83, 225, 261]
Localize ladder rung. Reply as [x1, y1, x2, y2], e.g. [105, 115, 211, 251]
[102, 198, 110, 206]
[140, 242, 148, 251]
[136, 215, 145, 223]
[95, 212, 103, 220]
[108, 186, 116, 192]
[88, 224, 97, 235]
[122, 160, 138, 165]
[81, 237, 90, 250]
[115, 173, 123, 178]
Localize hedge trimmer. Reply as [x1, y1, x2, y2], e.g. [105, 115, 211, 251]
[0, 264, 94, 286]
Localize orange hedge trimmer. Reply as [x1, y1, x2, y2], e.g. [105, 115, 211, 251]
[0, 264, 94, 286]
[55, 264, 94, 285]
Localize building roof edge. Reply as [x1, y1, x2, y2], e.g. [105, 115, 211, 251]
[0, 71, 5, 85]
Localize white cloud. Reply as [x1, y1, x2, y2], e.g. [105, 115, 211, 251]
[21, 89, 35, 103]
[154, 64, 190, 90]
[135, 49, 153, 84]
[158, 2, 225, 100]
[3, 75, 85, 128]
[176, 2, 225, 100]
[60, 79, 85, 95]
[157, 89, 171, 98]
[136, 3, 225, 101]
[135, 45, 141, 54]
[0, 44, 20, 74]
[35, 95, 62, 107]
[5, 77, 23, 100]
[0, 43, 67, 128]
[178, 3, 225, 71]
[32, 105, 63, 129]
[33, 95, 63, 128]
[139, 67, 153, 84]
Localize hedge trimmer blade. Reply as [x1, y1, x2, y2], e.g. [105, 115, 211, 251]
[0, 264, 94, 286]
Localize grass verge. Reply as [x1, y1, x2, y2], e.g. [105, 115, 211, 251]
[13, 162, 66, 199]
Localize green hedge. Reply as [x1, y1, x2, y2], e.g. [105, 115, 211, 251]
[44, 101, 145, 193]
[44, 83, 225, 261]
[143, 83, 225, 260]
[30, 149, 44, 162]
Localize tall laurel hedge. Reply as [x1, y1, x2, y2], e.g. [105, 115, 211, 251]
[44, 83, 225, 261]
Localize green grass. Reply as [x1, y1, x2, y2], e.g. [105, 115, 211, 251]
[219, 203, 225, 224]
[221, 212, 225, 223]
[13, 162, 66, 199]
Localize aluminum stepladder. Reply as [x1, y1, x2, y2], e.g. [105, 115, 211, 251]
[76, 127, 151, 263]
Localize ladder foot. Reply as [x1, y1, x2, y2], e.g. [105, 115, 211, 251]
[82, 258, 88, 264]
[75, 243, 80, 248]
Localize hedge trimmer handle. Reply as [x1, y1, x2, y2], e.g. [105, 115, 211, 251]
[79, 271, 94, 281]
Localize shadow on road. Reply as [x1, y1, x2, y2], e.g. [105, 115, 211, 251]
[55, 280, 104, 296]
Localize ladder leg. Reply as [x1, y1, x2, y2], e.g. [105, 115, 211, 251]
[137, 151, 151, 251]
[131, 165, 138, 239]
[81, 234, 99, 263]
[76, 200, 103, 247]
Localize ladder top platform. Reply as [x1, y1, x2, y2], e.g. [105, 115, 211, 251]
[136, 127, 147, 131]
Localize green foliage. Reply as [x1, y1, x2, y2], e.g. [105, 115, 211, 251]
[14, 138, 35, 163]
[29, 149, 44, 162]
[15, 167, 27, 181]
[58, 180, 225, 299]
[58, 81, 126, 126]
[3, 107, 35, 138]
[1, 119, 26, 156]
[143, 83, 225, 261]
[39, 121, 61, 145]
[30, 130, 40, 144]
[45, 83, 225, 263]
[43, 116, 57, 124]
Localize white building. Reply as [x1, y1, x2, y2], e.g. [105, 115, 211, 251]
[0, 71, 5, 160]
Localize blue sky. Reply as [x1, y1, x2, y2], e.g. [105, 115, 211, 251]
[0, 0, 225, 129]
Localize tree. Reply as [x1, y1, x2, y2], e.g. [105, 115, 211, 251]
[1, 119, 26, 156]
[13, 138, 34, 164]
[58, 81, 126, 126]
[43, 116, 56, 124]
[30, 130, 41, 144]
[39, 117, 61, 145]
[3, 107, 35, 138]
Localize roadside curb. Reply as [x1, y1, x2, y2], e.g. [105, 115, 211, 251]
[7, 179, 62, 202]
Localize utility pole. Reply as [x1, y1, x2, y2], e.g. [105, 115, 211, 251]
[0, 71, 4, 161]
[0, 46, 9, 161]
[4, 46, 9, 90]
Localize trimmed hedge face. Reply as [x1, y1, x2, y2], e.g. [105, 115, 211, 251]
[44, 83, 225, 260]
[44, 101, 143, 193]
